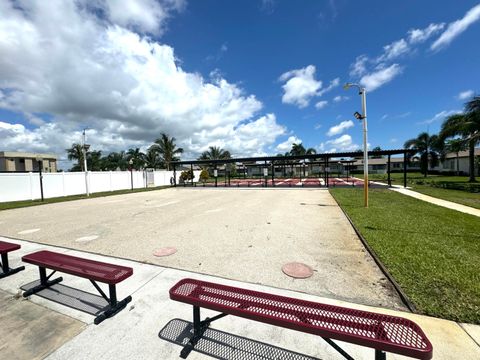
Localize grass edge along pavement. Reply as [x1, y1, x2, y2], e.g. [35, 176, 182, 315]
[330, 187, 480, 324]
[0, 185, 170, 211]
[358, 172, 480, 210]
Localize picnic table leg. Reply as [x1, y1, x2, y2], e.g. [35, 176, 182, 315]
[23, 267, 63, 297]
[0, 253, 25, 278]
[180, 306, 203, 358]
[93, 284, 132, 325]
[375, 349, 386, 360]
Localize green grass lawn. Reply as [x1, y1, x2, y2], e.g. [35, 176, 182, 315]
[330, 187, 480, 324]
[359, 172, 480, 209]
[0, 186, 170, 211]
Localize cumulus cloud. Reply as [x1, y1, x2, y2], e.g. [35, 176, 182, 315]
[275, 135, 301, 152]
[315, 100, 328, 109]
[431, 4, 480, 51]
[322, 134, 359, 153]
[279, 65, 322, 108]
[0, 0, 286, 164]
[457, 89, 474, 100]
[326, 120, 354, 137]
[360, 64, 403, 92]
[408, 23, 445, 44]
[100, 0, 186, 35]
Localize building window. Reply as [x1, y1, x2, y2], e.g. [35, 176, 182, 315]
[19, 159, 25, 163]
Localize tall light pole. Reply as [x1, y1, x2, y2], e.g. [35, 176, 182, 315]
[344, 83, 368, 207]
[82, 129, 90, 196]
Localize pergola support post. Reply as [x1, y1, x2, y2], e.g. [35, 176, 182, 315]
[403, 152, 407, 188]
[387, 155, 391, 187]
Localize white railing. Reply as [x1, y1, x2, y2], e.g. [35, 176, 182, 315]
[0, 170, 201, 203]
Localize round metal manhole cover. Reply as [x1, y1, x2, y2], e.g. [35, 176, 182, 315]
[281, 262, 314, 279]
[153, 247, 177, 257]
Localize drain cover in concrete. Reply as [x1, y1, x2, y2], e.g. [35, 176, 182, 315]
[153, 247, 177, 257]
[282, 262, 313, 279]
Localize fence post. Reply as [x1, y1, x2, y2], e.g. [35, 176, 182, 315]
[62, 171, 66, 196]
[29, 172, 34, 200]
[109, 171, 113, 191]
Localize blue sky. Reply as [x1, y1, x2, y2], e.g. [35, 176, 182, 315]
[0, 0, 479, 166]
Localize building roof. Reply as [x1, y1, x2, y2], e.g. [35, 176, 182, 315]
[444, 148, 480, 159]
[0, 151, 57, 160]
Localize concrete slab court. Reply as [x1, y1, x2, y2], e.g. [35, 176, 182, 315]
[0, 238, 479, 360]
[0, 188, 403, 310]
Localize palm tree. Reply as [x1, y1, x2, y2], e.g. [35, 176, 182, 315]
[440, 95, 480, 182]
[404, 132, 443, 177]
[445, 139, 467, 175]
[126, 148, 146, 170]
[103, 151, 128, 171]
[144, 146, 162, 169]
[87, 150, 103, 171]
[198, 146, 231, 161]
[289, 143, 316, 156]
[66, 143, 85, 171]
[151, 133, 184, 171]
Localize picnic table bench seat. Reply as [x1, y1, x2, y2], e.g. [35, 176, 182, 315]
[170, 278, 433, 360]
[0, 240, 25, 279]
[22, 250, 133, 324]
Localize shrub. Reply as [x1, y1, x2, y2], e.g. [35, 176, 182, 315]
[199, 169, 209, 183]
[180, 169, 195, 183]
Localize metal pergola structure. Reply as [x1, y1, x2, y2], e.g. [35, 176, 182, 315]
[172, 149, 416, 188]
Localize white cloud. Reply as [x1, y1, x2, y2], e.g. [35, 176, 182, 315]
[418, 109, 461, 125]
[457, 90, 474, 100]
[0, 0, 287, 163]
[350, 55, 369, 77]
[408, 23, 445, 44]
[323, 134, 359, 152]
[326, 120, 354, 136]
[431, 4, 480, 51]
[360, 64, 403, 92]
[279, 65, 322, 108]
[333, 95, 349, 103]
[101, 0, 185, 35]
[378, 39, 410, 62]
[318, 77, 340, 96]
[390, 138, 398, 143]
[315, 100, 328, 109]
[275, 135, 301, 152]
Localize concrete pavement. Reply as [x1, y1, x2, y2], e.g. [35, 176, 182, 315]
[0, 188, 404, 310]
[1, 238, 479, 360]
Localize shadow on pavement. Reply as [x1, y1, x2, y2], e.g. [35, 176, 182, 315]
[159, 318, 322, 360]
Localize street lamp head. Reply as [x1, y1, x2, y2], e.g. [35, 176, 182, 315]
[354, 111, 364, 120]
[343, 83, 352, 90]
[129, 159, 133, 165]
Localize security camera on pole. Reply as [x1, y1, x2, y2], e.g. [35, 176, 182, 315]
[343, 83, 368, 207]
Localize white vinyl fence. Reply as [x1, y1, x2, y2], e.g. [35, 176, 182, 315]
[0, 170, 201, 203]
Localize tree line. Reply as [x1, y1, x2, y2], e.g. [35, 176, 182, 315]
[67, 95, 479, 182]
[66, 133, 183, 171]
[404, 95, 479, 182]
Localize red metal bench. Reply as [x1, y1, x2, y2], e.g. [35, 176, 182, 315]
[170, 278, 433, 360]
[0, 240, 25, 279]
[22, 250, 133, 324]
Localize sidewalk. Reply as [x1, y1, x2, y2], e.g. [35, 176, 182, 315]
[390, 186, 480, 217]
[1, 237, 479, 359]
